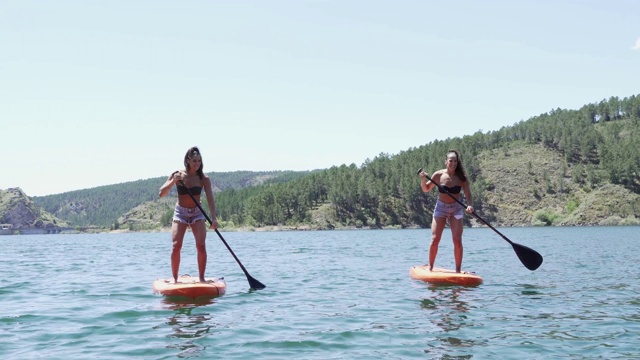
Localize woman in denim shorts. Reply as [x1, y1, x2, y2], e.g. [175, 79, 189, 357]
[159, 146, 219, 283]
[418, 150, 474, 273]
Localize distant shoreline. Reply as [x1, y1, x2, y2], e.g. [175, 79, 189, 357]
[1, 222, 630, 236]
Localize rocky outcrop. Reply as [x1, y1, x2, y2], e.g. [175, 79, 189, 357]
[0, 188, 67, 229]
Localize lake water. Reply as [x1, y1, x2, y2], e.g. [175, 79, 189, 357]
[1, 226, 639, 359]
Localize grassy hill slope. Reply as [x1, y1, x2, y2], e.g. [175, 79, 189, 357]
[476, 142, 639, 226]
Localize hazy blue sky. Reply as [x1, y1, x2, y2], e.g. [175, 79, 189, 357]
[2, 1, 639, 196]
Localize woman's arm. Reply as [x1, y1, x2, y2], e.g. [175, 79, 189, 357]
[158, 171, 180, 197]
[419, 170, 438, 193]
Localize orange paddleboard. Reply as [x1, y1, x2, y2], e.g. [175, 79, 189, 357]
[410, 266, 483, 286]
[153, 275, 226, 299]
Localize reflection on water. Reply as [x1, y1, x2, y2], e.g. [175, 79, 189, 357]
[420, 285, 480, 358]
[421, 286, 470, 312]
[519, 283, 545, 298]
[160, 297, 219, 358]
[421, 285, 471, 332]
[161, 297, 216, 310]
[166, 308, 212, 339]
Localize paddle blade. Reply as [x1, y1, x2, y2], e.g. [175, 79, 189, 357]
[247, 275, 266, 290]
[512, 242, 543, 270]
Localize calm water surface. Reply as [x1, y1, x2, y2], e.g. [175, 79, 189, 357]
[1, 226, 639, 359]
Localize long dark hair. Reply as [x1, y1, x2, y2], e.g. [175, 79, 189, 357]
[448, 149, 467, 182]
[184, 146, 204, 179]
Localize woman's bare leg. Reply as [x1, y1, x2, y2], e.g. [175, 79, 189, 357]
[429, 216, 447, 271]
[192, 220, 208, 282]
[171, 221, 188, 282]
[450, 217, 464, 272]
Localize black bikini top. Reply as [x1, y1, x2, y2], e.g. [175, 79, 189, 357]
[176, 184, 202, 195]
[438, 185, 461, 194]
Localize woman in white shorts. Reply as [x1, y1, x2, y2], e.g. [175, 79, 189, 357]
[418, 150, 474, 273]
[159, 146, 219, 283]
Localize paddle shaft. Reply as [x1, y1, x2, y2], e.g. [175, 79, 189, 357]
[178, 180, 266, 289]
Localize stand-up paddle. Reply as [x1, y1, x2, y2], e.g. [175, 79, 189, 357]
[417, 168, 543, 271]
[179, 180, 266, 290]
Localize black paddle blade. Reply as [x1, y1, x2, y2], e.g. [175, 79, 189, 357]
[511, 242, 543, 271]
[247, 275, 266, 290]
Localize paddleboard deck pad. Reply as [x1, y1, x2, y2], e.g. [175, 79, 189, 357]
[153, 275, 226, 299]
[410, 266, 483, 286]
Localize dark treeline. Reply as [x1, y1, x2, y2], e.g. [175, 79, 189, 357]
[215, 94, 640, 228]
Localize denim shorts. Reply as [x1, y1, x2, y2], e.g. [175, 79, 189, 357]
[173, 204, 206, 225]
[433, 200, 464, 220]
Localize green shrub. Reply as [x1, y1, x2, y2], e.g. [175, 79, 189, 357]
[599, 216, 622, 226]
[532, 209, 562, 226]
[565, 197, 580, 213]
[161, 208, 173, 226]
[620, 217, 640, 226]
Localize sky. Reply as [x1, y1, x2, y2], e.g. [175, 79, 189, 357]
[1, 0, 639, 196]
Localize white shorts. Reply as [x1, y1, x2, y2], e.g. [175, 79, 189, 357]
[433, 200, 463, 220]
[173, 204, 206, 225]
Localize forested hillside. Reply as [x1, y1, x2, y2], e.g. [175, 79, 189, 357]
[33, 171, 313, 227]
[209, 94, 640, 229]
[28, 94, 640, 231]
